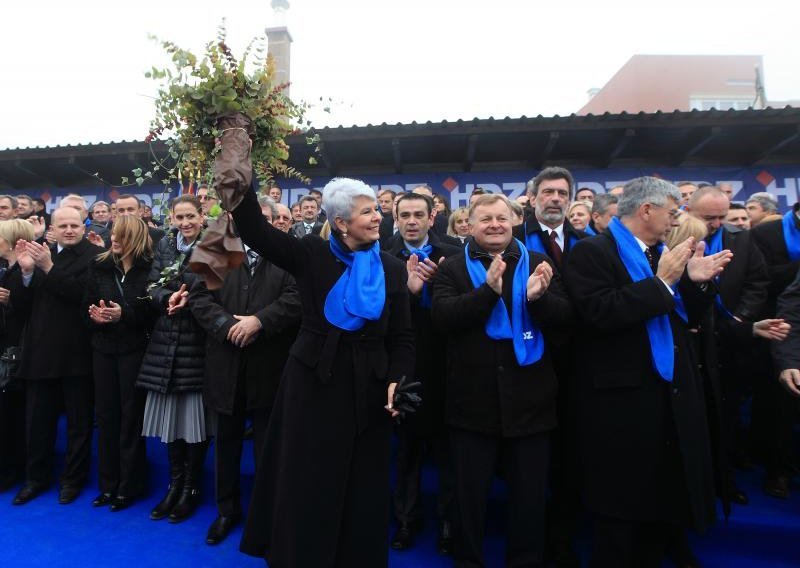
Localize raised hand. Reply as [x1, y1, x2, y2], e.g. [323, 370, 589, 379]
[687, 240, 733, 283]
[27, 216, 46, 239]
[167, 284, 189, 316]
[485, 254, 506, 295]
[25, 240, 53, 273]
[406, 254, 424, 296]
[87, 231, 105, 248]
[656, 239, 692, 286]
[526, 261, 553, 302]
[15, 240, 35, 275]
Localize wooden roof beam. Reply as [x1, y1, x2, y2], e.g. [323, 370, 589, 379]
[672, 126, 721, 166]
[463, 134, 479, 172]
[748, 124, 800, 165]
[391, 138, 403, 174]
[600, 128, 636, 167]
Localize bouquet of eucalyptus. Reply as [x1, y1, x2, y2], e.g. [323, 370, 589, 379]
[145, 21, 308, 288]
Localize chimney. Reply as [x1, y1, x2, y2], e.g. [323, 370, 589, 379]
[266, 0, 292, 96]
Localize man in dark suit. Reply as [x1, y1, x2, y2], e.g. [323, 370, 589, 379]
[384, 193, 461, 554]
[564, 176, 732, 567]
[12, 207, 104, 505]
[685, 186, 770, 505]
[190, 201, 301, 545]
[515, 167, 587, 270]
[516, 167, 588, 565]
[750, 202, 800, 498]
[432, 193, 573, 567]
[290, 195, 324, 238]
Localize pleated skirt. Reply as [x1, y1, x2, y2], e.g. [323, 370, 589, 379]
[141, 391, 212, 443]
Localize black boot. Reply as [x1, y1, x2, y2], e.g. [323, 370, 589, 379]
[169, 440, 208, 523]
[150, 441, 185, 520]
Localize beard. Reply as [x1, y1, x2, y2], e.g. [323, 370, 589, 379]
[536, 206, 565, 226]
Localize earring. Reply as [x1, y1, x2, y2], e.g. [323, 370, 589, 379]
[342, 232, 348, 238]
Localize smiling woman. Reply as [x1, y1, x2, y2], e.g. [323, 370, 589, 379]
[231, 175, 415, 567]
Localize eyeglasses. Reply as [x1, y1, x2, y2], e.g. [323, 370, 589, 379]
[647, 203, 681, 219]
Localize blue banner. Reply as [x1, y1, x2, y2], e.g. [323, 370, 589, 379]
[22, 165, 800, 220]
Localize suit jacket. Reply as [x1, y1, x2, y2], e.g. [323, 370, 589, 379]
[290, 220, 324, 239]
[513, 211, 588, 268]
[564, 232, 717, 532]
[19, 239, 104, 380]
[386, 232, 461, 434]
[432, 239, 573, 437]
[190, 255, 301, 414]
[751, 207, 800, 317]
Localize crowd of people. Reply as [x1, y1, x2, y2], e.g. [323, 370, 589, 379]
[0, 164, 798, 568]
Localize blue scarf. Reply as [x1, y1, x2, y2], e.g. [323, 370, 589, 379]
[583, 224, 598, 236]
[524, 222, 579, 255]
[324, 236, 386, 331]
[705, 228, 734, 319]
[403, 243, 433, 308]
[464, 239, 544, 366]
[607, 217, 687, 382]
[782, 210, 800, 261]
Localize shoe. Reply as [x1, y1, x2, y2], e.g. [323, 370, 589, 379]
[391, 521, 421, 550]
[763, 476, 790, 500]
[168, 487, 201, 523]
[59, 485, 82, 504]
[437, 521, 453, 555]
[12, 482, 46, 505]
[110, 495, 136, 512]
[92, 492, 115, 507]
[205, 514, 240, 545]
[728, 485, 749, 505]
[243, 424, 254, 440]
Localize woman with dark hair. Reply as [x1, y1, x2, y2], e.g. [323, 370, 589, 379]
[0, 220, 35, 492]
[233, 177, 415, 567]
[136, 195, 209, 523]
[433, 194, 451, 219]
[84, 215, 154, 511]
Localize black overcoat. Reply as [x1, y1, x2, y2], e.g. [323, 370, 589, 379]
[773, 267, 800, 372]
[563, 232, 717, 533]
[232, 189, 415, 568]
[431, 239, 573, 437]
[189, 257, 301, 414]
[385, 232, 461, 434]
[19, 239, 104, 380]
[751, 206, 800, 317]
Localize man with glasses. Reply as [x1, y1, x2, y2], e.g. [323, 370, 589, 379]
[197, 186, 220, 216]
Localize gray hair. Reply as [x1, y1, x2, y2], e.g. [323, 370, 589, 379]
[257, 195, 279, 220]
[0, 195, 18, 209]
[617, 177, 680, 218]
[322, 178, 377, 223]
[592, 193, 618, 215]
[745, 192, 778, 213]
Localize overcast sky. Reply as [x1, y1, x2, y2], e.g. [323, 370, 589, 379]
[2, 0, 799, 150]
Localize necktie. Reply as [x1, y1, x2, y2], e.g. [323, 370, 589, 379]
[644, 245, 659, 274]
[247, 249, 260, 276]
[546, 230, 563, 268]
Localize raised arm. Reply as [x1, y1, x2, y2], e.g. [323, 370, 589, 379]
[231, 187, 310, 277]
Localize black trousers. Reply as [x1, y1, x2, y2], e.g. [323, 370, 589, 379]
[25, 375, 93, 488]
[450, 427, 550, 568]
[214, 375, 270, 517]
[393, 420, 454, 524]
[591, 515, 683, 568]
[93, 350, 147, 497]
[0, 387, 26, 482]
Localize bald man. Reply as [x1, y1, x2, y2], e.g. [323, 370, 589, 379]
[13, 206, 104, 506]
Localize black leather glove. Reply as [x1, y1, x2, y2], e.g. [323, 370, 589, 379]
[391, 375, 422, 424]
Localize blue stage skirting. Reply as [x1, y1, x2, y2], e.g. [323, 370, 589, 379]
[0, 417, 799, 567]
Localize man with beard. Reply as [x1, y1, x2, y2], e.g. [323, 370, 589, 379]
[565, 177, 732, 566]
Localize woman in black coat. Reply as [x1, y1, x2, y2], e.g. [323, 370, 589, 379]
[233, 178, 415, 568]
[0, 220, 36, 491]
[83, 215, 154, 511]
[136, 195, 209, 523]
